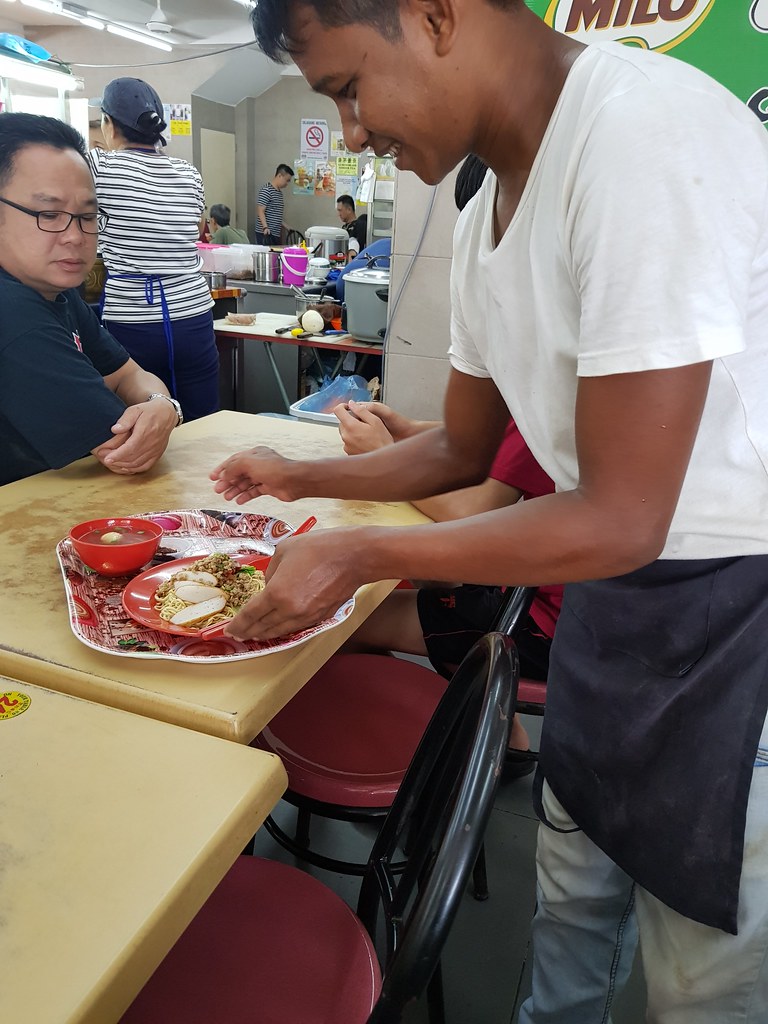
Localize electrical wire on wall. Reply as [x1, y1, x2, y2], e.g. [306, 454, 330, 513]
[73, 40, 257, 70]
[381, 182, 439, 354]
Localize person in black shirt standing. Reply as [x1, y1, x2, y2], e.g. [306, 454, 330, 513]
[336, 193, 367, 254]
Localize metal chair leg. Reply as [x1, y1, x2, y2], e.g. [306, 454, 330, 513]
[426, 959, 447, 1024]
[295, 805, 312, 849]
[472, 843, 489, 901]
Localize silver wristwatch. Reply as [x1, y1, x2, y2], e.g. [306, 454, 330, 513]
[147, 392, 183, 426]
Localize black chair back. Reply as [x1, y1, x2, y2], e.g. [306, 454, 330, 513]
[358, 632, 520, 1023]
[490, 585, 537, 637]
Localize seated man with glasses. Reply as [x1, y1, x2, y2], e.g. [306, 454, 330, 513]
[0, 113, 181, 486]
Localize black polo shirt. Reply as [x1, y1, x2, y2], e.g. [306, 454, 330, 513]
[0, 269, 129, 485]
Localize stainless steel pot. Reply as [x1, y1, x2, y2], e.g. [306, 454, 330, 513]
[202, 271, 227, 290]
[343, 267, 389, 343]
[295, 293, 339, 319]
[252, 249, 280, 284]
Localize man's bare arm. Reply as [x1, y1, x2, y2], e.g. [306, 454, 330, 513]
[211, 372, 511, 504]
[222, 361, 712, 639]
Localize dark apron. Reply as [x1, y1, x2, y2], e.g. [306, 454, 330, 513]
[537, 555, 768, 934]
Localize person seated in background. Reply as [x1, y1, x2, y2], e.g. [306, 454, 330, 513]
[336, 194, 367, 253]
[207, 204, 249, 245]
[335, 401, 562, 777]
[0, 113, 180, 486]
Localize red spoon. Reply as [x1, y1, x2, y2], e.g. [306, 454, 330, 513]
[198, 516, 317, 639]
[288, 515, 318, 537]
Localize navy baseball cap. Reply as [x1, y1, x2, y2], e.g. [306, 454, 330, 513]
[92, 78, 167, 139]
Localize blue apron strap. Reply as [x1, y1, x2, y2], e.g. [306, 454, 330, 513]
[101, 270, 178, 400]
[143, 276, 177, 399]
[98, 268, 109, 322]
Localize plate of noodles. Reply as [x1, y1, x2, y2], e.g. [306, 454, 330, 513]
[57, 507, 356, 663]
[122, 552, 270, 637]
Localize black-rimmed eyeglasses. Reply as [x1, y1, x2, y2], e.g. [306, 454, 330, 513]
[0, 196, 108, 234]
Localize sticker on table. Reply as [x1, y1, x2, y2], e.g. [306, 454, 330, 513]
[0, 691, 31, 720]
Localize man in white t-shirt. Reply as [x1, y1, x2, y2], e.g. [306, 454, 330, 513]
[214, 4, 768, 1020]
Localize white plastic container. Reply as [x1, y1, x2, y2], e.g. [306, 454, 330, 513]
[195, 243, 228, 272]
[226, 247, 253, 281]
[232, 243, 270, 257]
[212, 248, 235, 275]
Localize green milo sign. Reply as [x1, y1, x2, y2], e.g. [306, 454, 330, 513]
[525, 0, 768, 125]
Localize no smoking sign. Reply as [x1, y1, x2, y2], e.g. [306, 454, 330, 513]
[306, 124, 324, 148]
[300, 118, 329, 160]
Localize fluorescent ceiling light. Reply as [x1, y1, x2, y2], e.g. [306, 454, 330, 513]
[53, 4, 104, 27]
[0, 52, 81, 90]
[20, 0, 59, 11]
[58, 8, 104, 28]
[106, 23, 172, 51]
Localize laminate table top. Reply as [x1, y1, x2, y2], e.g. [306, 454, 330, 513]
[0, 411, 427, 742]
[0, 673, 287, 1024]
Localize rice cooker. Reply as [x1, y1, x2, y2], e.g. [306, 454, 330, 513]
[305, 256, 332, 285]
[343, 266, 390, 343]
[305, 225, 349, 262]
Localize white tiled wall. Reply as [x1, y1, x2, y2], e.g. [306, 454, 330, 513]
[384, 350, 453, 421]
[383, 168, 460, 419]
[392, 173, 458, 259]
[387, 255, 453, 360]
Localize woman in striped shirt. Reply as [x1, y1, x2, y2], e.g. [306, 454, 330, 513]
[89, 78, 218, 422]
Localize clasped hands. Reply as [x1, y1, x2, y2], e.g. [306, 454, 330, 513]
[92, 398, 177, 474]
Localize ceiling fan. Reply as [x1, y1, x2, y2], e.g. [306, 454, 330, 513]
[145, 0, 172, 35]
[113, 0, 201, 47]
[78, 0, 255, 49]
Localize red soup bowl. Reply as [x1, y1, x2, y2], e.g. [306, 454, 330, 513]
[69, 517, 163, 576]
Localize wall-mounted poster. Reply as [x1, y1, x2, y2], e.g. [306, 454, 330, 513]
[374, 156, 396, 179]
[336, 175, 359, 200]
[314, 160, 337, 196]
[331, 131, 349, 155]
[335, 155, 360, 201]
[163, 103, 191, 136]
[336, 154, 359, 177]
[293, 158, 315, 195]
[525, 1, 768, 127]
[300, 118, 329, 160]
